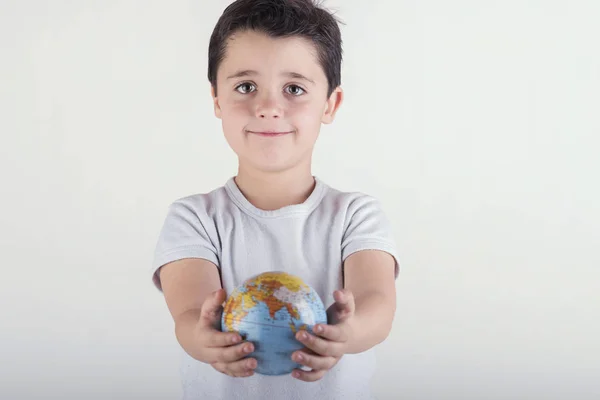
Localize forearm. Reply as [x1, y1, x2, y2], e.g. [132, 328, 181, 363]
[345, 291, 395, 354]
[174, 308, 205, 361]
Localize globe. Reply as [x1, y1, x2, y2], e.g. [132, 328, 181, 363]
[221, 271, 328, 376]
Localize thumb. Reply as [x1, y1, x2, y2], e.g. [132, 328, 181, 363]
[333, 289, 355, 317]
[199, 289, 227, 327]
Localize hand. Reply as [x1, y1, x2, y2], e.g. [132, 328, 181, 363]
[194, 289, 257, 377]
[291, 289, 356, 382]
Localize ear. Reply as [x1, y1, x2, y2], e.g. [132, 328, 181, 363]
[211, 85, 222, 119]
[322, 87, 343, 124]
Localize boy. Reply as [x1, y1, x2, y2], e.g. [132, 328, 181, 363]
[151, 0, 399, 399]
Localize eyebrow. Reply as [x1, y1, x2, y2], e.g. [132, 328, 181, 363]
[226, 70, 315, 84]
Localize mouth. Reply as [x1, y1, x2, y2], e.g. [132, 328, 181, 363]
[246, 130, 294, 137]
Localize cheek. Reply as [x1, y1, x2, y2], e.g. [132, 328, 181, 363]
[289, 101, 324, 130]
[220, 102, 250, 131]
[222, 98, 250, 117]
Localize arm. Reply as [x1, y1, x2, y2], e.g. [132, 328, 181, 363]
[290, 249, 397, 381]
[159, 258, 258, 377]
[159, 258, 222, 360]
[342, 249, 397, 354]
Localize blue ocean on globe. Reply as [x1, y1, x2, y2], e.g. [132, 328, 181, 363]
[221, 271, 328, 375]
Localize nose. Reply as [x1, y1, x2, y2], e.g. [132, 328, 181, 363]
[254, 93, 282, 119]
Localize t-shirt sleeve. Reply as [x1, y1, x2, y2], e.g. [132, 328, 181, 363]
[341, 195, 400, 278]
[151, 199, 220, 292]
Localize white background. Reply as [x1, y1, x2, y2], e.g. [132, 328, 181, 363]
[2, 1, 599, 399]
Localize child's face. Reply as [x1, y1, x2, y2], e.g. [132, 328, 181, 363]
[212, 30, 342, 173]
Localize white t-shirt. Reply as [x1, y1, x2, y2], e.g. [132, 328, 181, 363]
[151, 177, 399, 400]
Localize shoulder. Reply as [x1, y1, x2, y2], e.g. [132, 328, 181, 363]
[318, 180, 387, 220]
[155, 183, 242, 245]
[317, 180, 396, 245]
[318, 181, 399, 276]
[164, 183, 237, 224]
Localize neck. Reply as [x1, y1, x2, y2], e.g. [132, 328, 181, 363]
[234, 162, 316, 211]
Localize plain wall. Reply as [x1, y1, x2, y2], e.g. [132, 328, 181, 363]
[1, 0, 599, 399]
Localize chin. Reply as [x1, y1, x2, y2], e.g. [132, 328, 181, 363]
[252, 162, 295, 173]
[243, 156, 302, 174]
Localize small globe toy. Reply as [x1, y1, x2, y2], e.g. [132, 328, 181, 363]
[221, 271, 327, 375]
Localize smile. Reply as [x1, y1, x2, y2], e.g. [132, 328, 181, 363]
[246, 130, 294, 137]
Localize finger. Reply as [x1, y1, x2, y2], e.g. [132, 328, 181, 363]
[312, 323, 349, 343]
[198, 328, 242, 349]
[199, 289, 227, 328]
[215, 341, 255, 363]
[296, 330, 343, 358]
[212, 357, 257, 378]
[292, 350, 337, 371]
[292, 368, 327, 382]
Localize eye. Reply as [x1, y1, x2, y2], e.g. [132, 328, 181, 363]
[235, 82, 256, 94]
[285, 85, 305, 96]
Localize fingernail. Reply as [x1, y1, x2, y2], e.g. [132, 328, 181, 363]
[244, 344, 253, 353]
[315, 325, 323, 333]
[293, 371, 300, 378]
[299, 332, 307, 340]
[231, 336, 240, 344]
[295, 354, 303, 362]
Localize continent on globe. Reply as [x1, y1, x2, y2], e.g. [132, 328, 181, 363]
[221, 271, 328, 376]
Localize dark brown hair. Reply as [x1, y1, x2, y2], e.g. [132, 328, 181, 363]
[208, 0, 343, 97]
